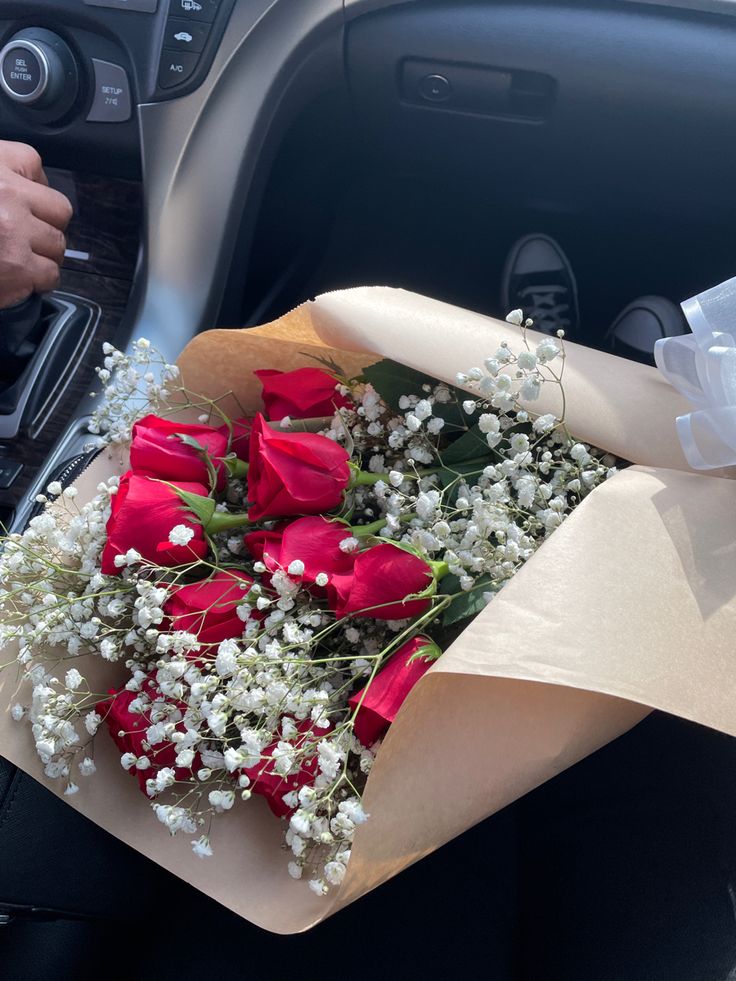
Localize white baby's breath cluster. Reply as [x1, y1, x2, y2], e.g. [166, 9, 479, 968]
[88, 339, 180, 444]
[0, 321, 618, 896]
[317, 319, 614, 598]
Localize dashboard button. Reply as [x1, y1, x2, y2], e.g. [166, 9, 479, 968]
[163, 18, 211, 54]
[168, 0, 221, 23]
[158, 49, 199, 89]
[84, 0, 157, 11]
[418, 74, 452, 104]
[87, 59, 131, 123]
[0, 45, 45, 102]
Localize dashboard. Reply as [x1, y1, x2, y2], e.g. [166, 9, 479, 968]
[0, 0, 236, 174]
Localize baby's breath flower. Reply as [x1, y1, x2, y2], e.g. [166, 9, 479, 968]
[168, 524, 195, 546]
[192, 836, 213, 858]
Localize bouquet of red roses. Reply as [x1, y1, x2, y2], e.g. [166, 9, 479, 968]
[0, 307, 614, 896]
[5, 282, 734, 934]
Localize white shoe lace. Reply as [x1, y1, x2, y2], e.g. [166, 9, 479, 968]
[518, 283, 571, 333]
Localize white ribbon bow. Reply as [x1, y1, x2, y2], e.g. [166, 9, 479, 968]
[655, 276, 736, 470]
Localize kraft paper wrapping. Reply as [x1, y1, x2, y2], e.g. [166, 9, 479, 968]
[1, 286, 733, 934]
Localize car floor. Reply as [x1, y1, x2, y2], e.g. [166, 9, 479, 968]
[245, 167, 736, 352]
[2, 712, 736, 980]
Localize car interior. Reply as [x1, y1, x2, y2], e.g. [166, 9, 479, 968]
[2, 0, 736, 974]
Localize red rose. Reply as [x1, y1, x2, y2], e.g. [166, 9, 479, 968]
[130, 414, 229, 490]
[217, 417, 253, 462]
[243, 718, 333, 817]
[96, 673, 198, 794]
[164, 569, 256, 652]
[101, 471, 209, 575]
[255, 367, 352, 421]
[348, 636, 438, 747]
[247, 413, 352, 521]
[326, 543, 434, 620]
[243, 525, 286, 565]
[244, 516, 354, 591]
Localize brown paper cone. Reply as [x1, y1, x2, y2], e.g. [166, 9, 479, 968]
[1, 288, 732, 934]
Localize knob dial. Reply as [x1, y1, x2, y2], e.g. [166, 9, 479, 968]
[0, 29, 77, 111]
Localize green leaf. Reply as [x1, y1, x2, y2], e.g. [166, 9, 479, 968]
[169, 485, 216, 527]
[222, 455, 249, 479]
[173, 433, 221, 492]
[361, 359, 465, 426]
[440, 575, 498, 626]
[173, 433, 207, 453]
[407, 639, 443, 664]
[441, 424, 494, 466]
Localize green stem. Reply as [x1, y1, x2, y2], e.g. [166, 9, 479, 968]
[428, 560, 451, 581]
[351, 514, 413, 538]
[205, 511, 251, 535]
[351, 471, 390, 487]
[229, 459, 249, 479]
[351, 465, 447, 488]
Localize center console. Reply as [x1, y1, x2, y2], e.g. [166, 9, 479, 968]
[0, 0, 237, 531]
[0, 168, 141, 531]
[0, 0, 408, 533]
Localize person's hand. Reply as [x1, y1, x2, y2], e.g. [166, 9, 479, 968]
[0, 141, 73, 309]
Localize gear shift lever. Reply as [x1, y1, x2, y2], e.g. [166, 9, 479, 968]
[0, 294, 43, 360]
[0, 291, 96, 438]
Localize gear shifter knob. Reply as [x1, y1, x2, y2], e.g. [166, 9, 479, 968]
[0, 294, 43, 359]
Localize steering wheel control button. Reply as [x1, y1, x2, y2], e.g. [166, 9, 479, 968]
[158, 49, 199, 89]
[0, 42, 48, 104]
[86, 60, 131, 123]
[164, 18, 211, 54]
[84, 0, 158, 11]
[169, 0, 221, 22]
[418, 74, 452, 104]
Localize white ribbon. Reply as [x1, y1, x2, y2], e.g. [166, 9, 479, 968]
[655, 276, 736, 470]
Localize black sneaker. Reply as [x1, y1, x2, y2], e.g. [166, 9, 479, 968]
[500, 233, 579, 336]
[605, 295, 688, 365]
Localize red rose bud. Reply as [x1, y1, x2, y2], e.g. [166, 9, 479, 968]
[217, 417, 253, 462]
[100, 471, 209, 575]
[245, 516, 354, 591]
[255, 367, 352, 421]
[164, 569, 257, 650]
[96, 673, 199, 795]
[326, 543, 438, 621]
[130, 414, 229, 491]
[349, 635, 440, 747]
[243, 718, 333, 818]
[247, 413, 352, 521]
